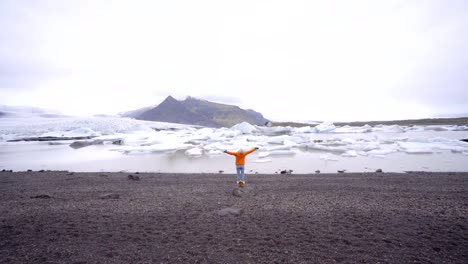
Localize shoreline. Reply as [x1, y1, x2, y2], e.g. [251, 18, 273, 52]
[1, 171, 467, 263]
[2, 169, 468, 174]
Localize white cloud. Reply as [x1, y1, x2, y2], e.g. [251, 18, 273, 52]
[1, 0, 467, 121]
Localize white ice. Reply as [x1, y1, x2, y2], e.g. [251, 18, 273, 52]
[1, 117, 468, 172]
[314, 121, 336, 133]
[185, 147, 203, 157]
[231, 122, 257, 134]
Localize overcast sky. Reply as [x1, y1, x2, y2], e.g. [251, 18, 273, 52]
[1, 0, 467, 121]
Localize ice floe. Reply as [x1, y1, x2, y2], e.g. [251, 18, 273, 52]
[41, 127, 101, 138]
[1, 117, 468, 162]
[314, 121, 336, 133]
[185, 147, 203, 157]
[334, 125, 372, 133]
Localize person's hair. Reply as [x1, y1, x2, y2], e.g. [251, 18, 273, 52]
[239, 148, 244, 154]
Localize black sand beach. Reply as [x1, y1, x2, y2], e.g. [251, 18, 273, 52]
[1, 171, 467, 263]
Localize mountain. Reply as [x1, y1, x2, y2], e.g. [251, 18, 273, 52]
[118, 105, 155, 119]
[123, 96, 269, 127]
[0, 105, 67, 118]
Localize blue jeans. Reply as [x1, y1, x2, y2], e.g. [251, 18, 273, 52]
[236, 165, 245, 182]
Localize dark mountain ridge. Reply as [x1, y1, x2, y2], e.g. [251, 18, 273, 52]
[123, 96, 269, 127]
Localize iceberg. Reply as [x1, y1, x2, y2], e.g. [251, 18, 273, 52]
[398, 142, 443, 154]
[367, 145, 399, 156]
[453, 125, 468, 131]
[2, 114, 468, 173]
[267, 135, 290, 145]
[293, 126, 313, 133]
[306, 143, 348, 153]
[191, 127, 214, 140]
[341, 138, 357, 144]
[257, 126, 292, 136]
[231, 122, 257, 134]
[314, 122, 336, 133]
[185, 147, 203, 157]
[283, 139, 298, 147]
[373, 125, 405, 133]
[334, 125, 372, 133]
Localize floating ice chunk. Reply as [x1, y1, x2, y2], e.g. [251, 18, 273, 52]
[398, 142, 442, 154]
[253, 159, 272, 163]
[267, 135, 289, 145]
[404, 126, 425, 132]
[335, 125, 372, 133]
[397, 137, 468, 154]
[319, 154, 339, 161]
[219, 130, 241, 138]
[125, 123, 154, 133]
[197, 127, 213, 134]
[379, 136, 408, 144]
[453, 125, 468, 131]
[258, 126, 292, 136]
[306, 143, 347, 153]
[94, 134, 127, 142]
[258, 152, 270, 158]
[424, 126, 453, 132]
[373, 125, 405, 133]
[288, 135, 310, 144]
[367, 145, 398, 155]
[350, 141, 380, 152]
[283, 139, 298, 147]
[191, 128, 214, 140]
[294, 126, 313, 133]
[357, 151, 368, 156]
[314, 122, 336, 133]
[341, 150, 358, 157]
[121, 133, 152, 146]
[341, 138, 357, 144]
[231, 122, 257, 134]
[185, 147, 203, 157]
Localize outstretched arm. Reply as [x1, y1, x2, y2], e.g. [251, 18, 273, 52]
[244, 147, 259, 155]
[224, 150, 236, 155]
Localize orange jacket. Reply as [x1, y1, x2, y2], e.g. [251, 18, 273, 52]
[225, 148, 256, 165]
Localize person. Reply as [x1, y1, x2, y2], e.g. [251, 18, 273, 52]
[224, 147, 259, 187]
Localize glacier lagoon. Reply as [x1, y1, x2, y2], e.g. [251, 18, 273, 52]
[1, 116, 468, 173]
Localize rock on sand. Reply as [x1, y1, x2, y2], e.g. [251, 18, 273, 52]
[217, 207, 244, 216]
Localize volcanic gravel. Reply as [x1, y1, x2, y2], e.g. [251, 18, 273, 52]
[1, 171, 467, 263]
